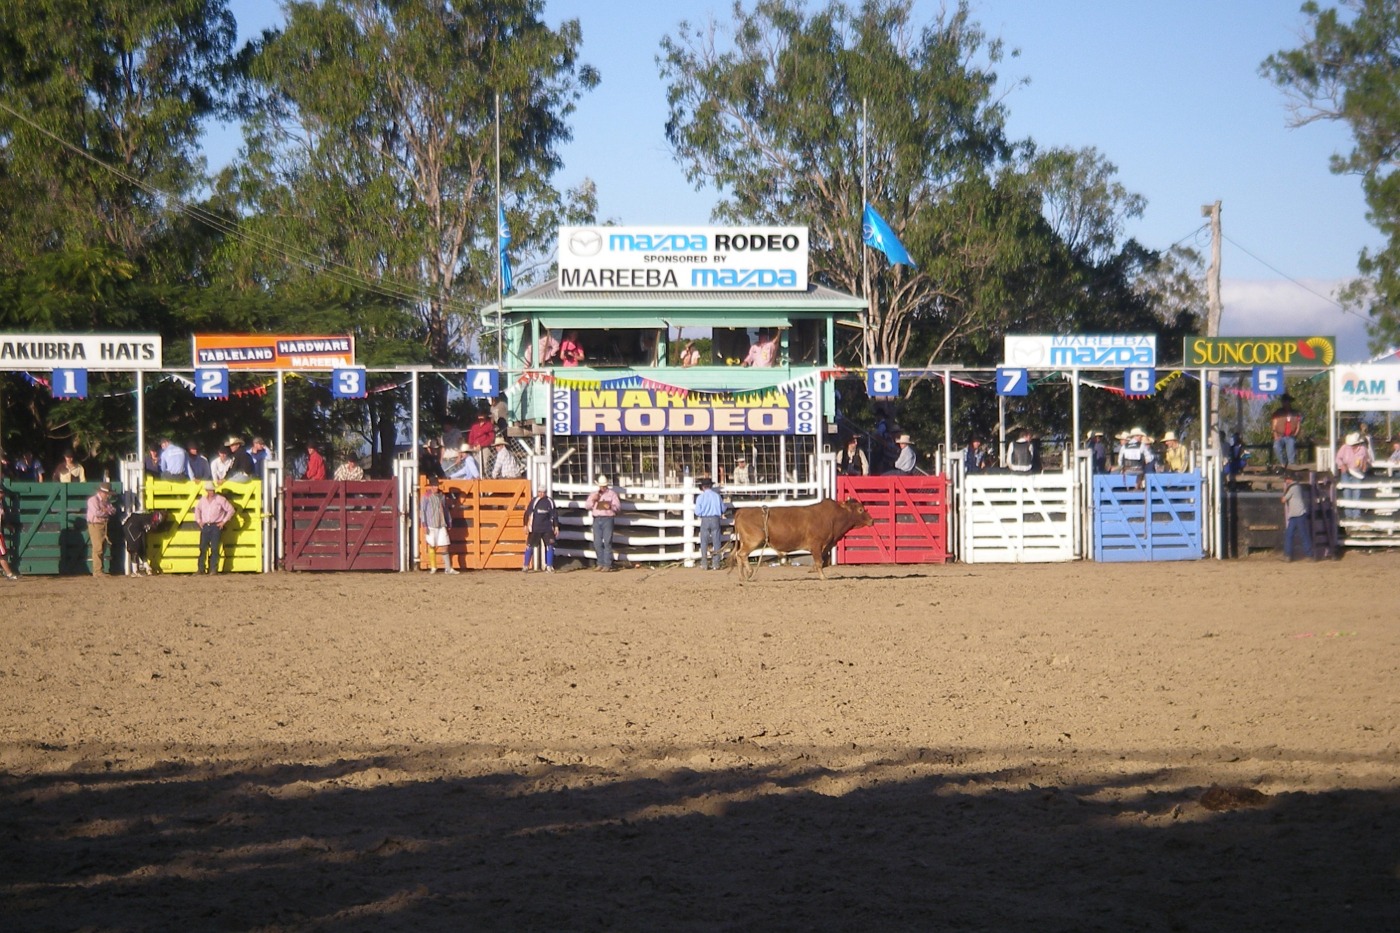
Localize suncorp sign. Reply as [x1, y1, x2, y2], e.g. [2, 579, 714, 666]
[558, 226, 808, 292]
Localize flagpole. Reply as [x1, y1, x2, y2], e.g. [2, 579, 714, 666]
[495, 91, 503, 370]
[860, 97, 871, 369]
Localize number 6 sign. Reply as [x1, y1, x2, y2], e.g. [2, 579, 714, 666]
[332, 368, 367, 399]
[1124, 367, 1156, 397]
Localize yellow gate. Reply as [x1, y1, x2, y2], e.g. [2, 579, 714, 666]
[419, 478, 529, 571]
[144, 479, 263, 573]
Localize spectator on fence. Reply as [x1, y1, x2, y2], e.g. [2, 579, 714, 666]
[186, 443, 212, 481]
[0, 492, 19, 579]
[521, 488, 559, 573]
[85, 482, 116, 577]
[964, 438, 988, 475]
[1119, 427, 1156, 484]
[157, 438, 188, 480]
[559, 330, 585, 366]
[12, 451, 44, 482]
[333, 451, 365, 482]
[836, 436, 869, 477]
[211, 446, 233, 484]
[420, 476, 458, 574]
[142, 445, 160, 477]
[249, 438, 271, 478]
[1087, 430, 1109, 474]
[490, 437, 522, 479]
[449, 444, 481, 480]
[224, 437, 256, 482]
[1161, 431, 1188, 473]
[695, 477, 725, 571]
[1388, 437, 1400, 467]
[194, 481, 235, 574]
[1270, 394, 1303, 468]
[1281, 475, 1314, 562]
[55, 449, 86, 484]
[585, 475, 622, 571]
[303, 442, 327, 481]
[731, 455, 751, 485]
[467, 411, 496, 449]
[1008, 429, 1036, 473]
[491, 393, 509, 434]
[1335, 430, 1371, 520]
[419, 438, 446, 479]
[883, 434, 917, 476]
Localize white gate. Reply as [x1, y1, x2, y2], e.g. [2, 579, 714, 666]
[958, 472, 1076, 563]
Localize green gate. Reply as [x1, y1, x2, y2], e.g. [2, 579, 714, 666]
[4, 481, 124, 575]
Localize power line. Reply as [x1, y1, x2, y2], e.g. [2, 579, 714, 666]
[0, 100, 483, 321]
[1221, 231, 1372, 323]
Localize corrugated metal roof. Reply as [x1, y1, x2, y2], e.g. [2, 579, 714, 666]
[497, 279, 867, 310]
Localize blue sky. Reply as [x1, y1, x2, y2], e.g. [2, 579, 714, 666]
[217, 0, 1382, 360]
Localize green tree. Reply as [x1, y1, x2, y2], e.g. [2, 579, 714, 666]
[229, 0, 598, 368]
[661, 0, 1016, 367]
[1263, 0, 1400, 349]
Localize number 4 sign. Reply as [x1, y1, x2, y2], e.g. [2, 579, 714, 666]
[332, 368, 367, 399]
[465, 367, 500, 399]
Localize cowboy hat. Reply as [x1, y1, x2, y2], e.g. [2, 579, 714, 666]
[1129, 426, 1146, 437]
[225, 435, 244, 447]
[896, 434, 912, 444]
[493, 436, 506, 446]
[1162, 431, 1178, 442]
[1345, 431, 1362, 445]
[595, 474, 610, 486]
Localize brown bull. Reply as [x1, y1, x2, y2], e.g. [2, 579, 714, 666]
[728, 498, 874, 581]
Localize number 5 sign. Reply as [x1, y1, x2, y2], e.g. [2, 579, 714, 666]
[1253, 365, 1284, 398]
[332, 368, 367, 399]
[1124, 367, 1157, 397]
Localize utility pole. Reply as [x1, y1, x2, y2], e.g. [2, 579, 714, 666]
[1202, 200, 1222, 446]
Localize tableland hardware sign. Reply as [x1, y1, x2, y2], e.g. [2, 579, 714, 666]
[193, 334, 355, 370]
[557, 226, 808, 292]
[1003, 334, 1156, 369]
[1184, 336, 1335, 368]
[551, 386, 819, 436]
[0, 334, 162, 371]
[1331, 363, 1400, 411]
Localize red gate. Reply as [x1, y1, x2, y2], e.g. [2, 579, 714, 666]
[836, 475, 950, 564]
[283, 480, 400, 571]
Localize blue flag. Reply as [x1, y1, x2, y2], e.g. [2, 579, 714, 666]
[862, 203, 915, 267]
[498, 204, 514, 293]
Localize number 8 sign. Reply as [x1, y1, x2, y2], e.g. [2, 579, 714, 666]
[332, 368, 367, 399]
[866, 366, 899, 398]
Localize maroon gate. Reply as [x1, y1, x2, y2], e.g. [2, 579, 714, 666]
[283, 480, 401, 571]
[836, 475, 950, 564]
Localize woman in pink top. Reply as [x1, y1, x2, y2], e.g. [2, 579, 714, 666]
[559, 331, 584, 366]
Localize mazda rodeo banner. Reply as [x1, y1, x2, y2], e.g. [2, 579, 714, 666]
[557, 226, 809, 292]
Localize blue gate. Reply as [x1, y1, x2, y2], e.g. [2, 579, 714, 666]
[1093, 473, 1204, 562]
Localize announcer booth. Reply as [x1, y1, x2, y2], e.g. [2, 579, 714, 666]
[490, 226, 866, 568]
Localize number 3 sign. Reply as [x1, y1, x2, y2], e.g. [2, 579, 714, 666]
[332, 368, 367, 399]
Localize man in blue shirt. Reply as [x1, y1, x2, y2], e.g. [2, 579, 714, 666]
[448, 444, 481, 480]
[694, 477, 726, 570]
[157, 438, 189, 480]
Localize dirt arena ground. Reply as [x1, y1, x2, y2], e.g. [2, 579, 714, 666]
[1, 552, 1397, 932]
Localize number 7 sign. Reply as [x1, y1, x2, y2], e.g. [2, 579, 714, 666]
[996, 367, 1028, 397]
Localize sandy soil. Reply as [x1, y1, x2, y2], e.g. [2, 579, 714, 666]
[1, 553, 1397, 932]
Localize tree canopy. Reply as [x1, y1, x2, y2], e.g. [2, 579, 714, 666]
[1263, 0, 1400, 350]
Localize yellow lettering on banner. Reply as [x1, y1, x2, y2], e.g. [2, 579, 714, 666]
[620, 390, 651, 408]
[653, 392, 685, 408]
[579, 410, 623, 432]
[624, 409, 665, 431]
[579, 390, 617, 407]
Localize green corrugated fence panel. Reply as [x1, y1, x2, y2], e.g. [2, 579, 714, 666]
[4, 480, 125, 575]
[143, 479, 263, 573]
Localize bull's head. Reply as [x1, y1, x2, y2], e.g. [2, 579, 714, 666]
[841, 498, 874, 527]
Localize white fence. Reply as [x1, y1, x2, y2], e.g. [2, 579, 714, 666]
[956, 471, 1077, 563]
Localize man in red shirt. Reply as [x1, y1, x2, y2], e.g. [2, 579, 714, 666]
[304, 442, 327, 481]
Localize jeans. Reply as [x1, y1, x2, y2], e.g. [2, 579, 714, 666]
[699, 515, 723, 569]
[1339, 477, 1363, 520]
[1273, 436, 1296, 467]
[198, 523, 222, 573]
[593, 515, 614, 569]
[1283, 514, 1312, 560]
